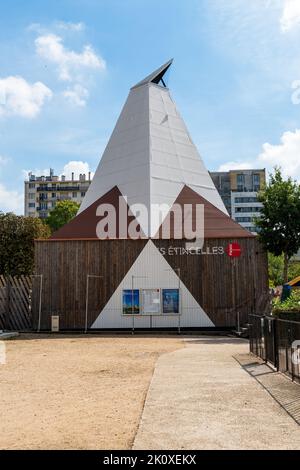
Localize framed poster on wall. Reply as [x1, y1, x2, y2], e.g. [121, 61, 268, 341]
[122, 289, 140, 315]
[162, 289, 180, 314]
[141, 289, 161, 314]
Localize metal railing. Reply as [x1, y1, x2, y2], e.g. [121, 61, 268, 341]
[249, 314, 300, 383]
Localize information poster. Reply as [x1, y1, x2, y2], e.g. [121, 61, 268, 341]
[162, 289, 180, 314]
[141, 289, 161, 314]
[123, 289, 140, 315]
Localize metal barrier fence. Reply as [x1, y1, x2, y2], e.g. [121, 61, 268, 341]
[249, 314, 300, 383]
[0, 275, 33, 331]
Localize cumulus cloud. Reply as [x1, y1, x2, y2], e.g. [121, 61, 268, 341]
[218, 161, 255, 172]
[258, 129, 300, 179]
[280, 0, 300, 32]
[0, 76, 52, 118]
[24, 162, 94, 181]
[0, 183, 23, 214]
[63, 84, 89, 107]
[219, 128, 300, 181]
[35, 34, 105, 81]
[62, 161, 94, 179]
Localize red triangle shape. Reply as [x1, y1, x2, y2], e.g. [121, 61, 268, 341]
[50, 186, 144, 240]
[154, 185, 255, 239]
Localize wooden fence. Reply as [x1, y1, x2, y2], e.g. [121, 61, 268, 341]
[0, 275, 33, 331]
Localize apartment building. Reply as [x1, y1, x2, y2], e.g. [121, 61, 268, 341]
[210, 169, 266, 233]
[24, 169, 92, 218]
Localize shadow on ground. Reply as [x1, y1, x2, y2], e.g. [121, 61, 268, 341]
[235, 353, 300, 425]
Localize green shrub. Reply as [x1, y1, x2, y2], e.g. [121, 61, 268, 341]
[272, 290, 300, 319]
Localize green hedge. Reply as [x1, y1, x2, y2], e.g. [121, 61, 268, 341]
[272, 290, 300, 321]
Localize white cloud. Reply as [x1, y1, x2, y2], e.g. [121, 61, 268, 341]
[24, 161, 94, 181]
[63, 84, 89, 107]
[280, 0, 300, 32]
[22, 168, 51, 180]
[0, 155, 10, 165]
[62, 161, 94, 179]
[0, 184, 23, 214]
[28, 21, 85, 34]
[35, 34, 105, 82]
[0, 76, 52, 118]
[258, 128, 300, 179]
[219, 128, 300, 181]
[55, 21, 85, 32]
[218, 161, 255, 172]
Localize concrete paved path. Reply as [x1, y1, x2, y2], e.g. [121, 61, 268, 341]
[133, 337, 300, 450]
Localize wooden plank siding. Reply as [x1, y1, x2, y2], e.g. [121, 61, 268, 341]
[154, 238, 270, 327]
[33, 240, 147, 330]
[33, 238, 269, 330]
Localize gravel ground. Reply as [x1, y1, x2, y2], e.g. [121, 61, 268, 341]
[0, 334, 182, 450]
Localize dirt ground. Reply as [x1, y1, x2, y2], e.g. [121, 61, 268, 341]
[0, 334, 182, 450]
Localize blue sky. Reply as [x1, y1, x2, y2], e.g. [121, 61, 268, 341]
[1, 0, 300, 213]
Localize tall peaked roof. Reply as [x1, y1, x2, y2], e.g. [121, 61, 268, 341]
[77, 60, 228, 238]
[132, 59, 173, 89]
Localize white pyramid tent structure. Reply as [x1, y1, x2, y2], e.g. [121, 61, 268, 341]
[78, 59, 227, 237]
[38, 61, 266, 332]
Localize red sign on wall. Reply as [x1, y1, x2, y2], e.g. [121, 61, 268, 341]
[226, 242, 242, 258]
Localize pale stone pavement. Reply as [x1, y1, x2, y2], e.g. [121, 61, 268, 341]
[133, 337, 300, 450]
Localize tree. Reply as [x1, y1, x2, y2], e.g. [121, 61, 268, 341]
[268, 253, 284, 288]
[0, 213, 51, 275]
[256, 168, 300, 284]
[268, 253, 300, 287]
[46, 200, 80, 232]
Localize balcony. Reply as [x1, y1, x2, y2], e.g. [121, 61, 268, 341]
[37, 185, 80, 192]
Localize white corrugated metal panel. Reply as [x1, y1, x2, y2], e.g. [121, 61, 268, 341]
[91, 241, 214, 329]
[79, 62, 227, 237]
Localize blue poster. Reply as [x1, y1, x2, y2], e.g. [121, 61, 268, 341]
[162, 289, 180, 314]
[123, 290, 140, 315]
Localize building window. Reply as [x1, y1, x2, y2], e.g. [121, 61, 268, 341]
[52, 192, 56, 198]
[28, 193, 35, 200]
[72, 192, 78, 198]
[81, 192, 86, 197]
[235, 217, 252, 223]
[236, 174, 245, 192]
[28, 203, 35, 208]
[253, 174, 260, 191]
[235, 197, 258, 204]
[235, 206, 262, 213]
[29, 183, 35, 189]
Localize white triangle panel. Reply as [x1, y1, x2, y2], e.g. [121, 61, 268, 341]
[91, 240, 214, 329]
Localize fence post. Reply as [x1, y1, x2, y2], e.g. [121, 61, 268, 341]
[5, 276, 11, 331]
[273, 318, 279, 371]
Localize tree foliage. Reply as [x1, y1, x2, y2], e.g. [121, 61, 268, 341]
[256, 168, 300, 283]
[46, 200, 80, 232]
[0, 213, 51, 275]
[268, 253, 300, 287]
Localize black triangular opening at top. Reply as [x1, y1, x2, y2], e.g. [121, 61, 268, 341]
[151, 62, 172, 87]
